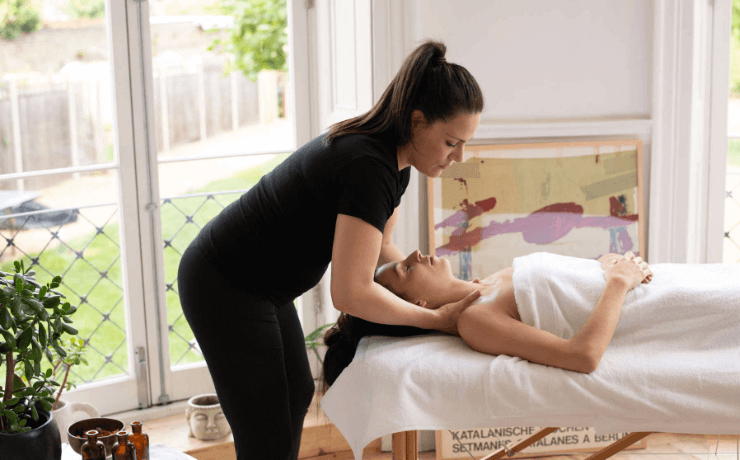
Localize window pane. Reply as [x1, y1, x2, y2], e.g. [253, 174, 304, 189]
[158, 154, 289, 367]
[0, 172, 127, 387]
[148, 0, 295, 369]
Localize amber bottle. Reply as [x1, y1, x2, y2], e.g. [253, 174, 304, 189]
[81, 430, 106, 460]
[112, 431, 137, 460]
[129, 421, 150, 460]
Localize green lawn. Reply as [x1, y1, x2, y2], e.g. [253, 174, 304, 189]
[1, 153, 290, 389]
[729, 139, 740, 167]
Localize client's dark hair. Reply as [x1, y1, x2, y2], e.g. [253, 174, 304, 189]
[318, 275, 431, 396]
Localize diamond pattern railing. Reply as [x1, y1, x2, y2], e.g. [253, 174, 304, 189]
[0, 203, 128, 387]
[160, 190, 250, 367]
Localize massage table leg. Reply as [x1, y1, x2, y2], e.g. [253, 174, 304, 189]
[392, 431, 418, 460]
[391, 429, 654, 460]
[480, 427, 560, 460]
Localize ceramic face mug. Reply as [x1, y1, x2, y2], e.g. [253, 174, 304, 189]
[186, 394, 231, 441]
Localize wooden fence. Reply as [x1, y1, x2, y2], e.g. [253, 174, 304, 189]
[0, 63, 281, 192]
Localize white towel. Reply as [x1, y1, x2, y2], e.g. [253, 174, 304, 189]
[320, 253, 740, 460]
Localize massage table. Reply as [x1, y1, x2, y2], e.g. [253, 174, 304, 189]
[320, 253, 740, 460]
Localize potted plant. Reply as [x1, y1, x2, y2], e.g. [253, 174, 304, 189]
[49, 337, 99, 437]
[0, 260, 81, 460]
[305, 323, 333, 365]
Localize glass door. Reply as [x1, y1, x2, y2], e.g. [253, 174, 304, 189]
[142, 0, 299, 402]
[0, 0, 146, 415]
[0, 0, 304, 414]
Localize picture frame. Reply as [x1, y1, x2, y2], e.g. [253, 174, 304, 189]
[427, 139, 644, 279]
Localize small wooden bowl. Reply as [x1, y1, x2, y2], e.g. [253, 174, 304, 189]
[67, 417, 125, 456]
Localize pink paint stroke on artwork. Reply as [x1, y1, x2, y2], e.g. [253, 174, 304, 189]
[435, 197, 497, 230]
[436, 200, 637, 256]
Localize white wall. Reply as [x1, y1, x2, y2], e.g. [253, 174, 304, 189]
[416, 0, 653, 123]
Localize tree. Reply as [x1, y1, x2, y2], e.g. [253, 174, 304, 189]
[208, 0, 288, 82]
[66, 0, 106, 20]
[0, 0, 41, 40]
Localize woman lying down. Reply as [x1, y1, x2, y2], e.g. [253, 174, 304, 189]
[320, 250, 740, 391]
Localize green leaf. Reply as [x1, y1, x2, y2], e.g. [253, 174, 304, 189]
[39, 286, 47, 298]
[4, 397, 19, 407]
[304, 323, 334, 341]
[38, 399, 52, 412]
[17, 327, 32, 349]
[52, 342, 67, 358]
[22, 298, 47, 320]
[2, 410, 17, 424]
[18, 419, 26, 427]
[0, 329, 16, 349]
[10, 297, 22, 316]
[60, 323, 78, 335]
[0, 306, 12, 329]
[51, 276, 61, 288]
[9, 424, 18, 431]
[42, 295, 60, 309]
[38, 323, 46, 348]
[30, 404, 38, 421]
[12, 375, 25, 393]
[23, 360, 32, 379]
[47, 379, 60, 387]
[14, 276, 23, 292]
[61, 316, 73, 324]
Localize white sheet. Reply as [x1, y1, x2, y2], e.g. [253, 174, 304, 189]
[319, 253, 740, 460]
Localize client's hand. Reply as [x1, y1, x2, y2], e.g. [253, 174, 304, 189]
[603, 251, 653, 290]
[432, 290, 481, 336]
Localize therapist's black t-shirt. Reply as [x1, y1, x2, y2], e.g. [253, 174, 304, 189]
[195, 131, 411, 302]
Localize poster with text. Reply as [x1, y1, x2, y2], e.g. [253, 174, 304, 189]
[428, 140, 644, 280]
[435, 427, 647, 460]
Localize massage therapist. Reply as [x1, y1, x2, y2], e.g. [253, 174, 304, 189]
[177, 39, 484, 460]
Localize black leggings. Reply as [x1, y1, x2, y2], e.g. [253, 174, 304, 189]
[178, 241, 315, 460]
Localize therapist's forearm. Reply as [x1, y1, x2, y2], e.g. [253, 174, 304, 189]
[333, 281, 439, 330]
[378, 242, 406, 267]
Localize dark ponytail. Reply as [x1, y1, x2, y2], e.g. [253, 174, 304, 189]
[318, 313, 431, 396]
[323, 39, 484, 147]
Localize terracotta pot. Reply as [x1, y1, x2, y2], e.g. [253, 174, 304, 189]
[0, 407, 62, 460]
[51, 399, 99, 440]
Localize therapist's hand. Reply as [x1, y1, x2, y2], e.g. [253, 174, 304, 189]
[432, 290, 481, 336]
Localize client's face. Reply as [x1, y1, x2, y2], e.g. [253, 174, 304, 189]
[375, 250, 454, 309]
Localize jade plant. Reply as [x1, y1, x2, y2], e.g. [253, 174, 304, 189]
[0, 260, 80, 433]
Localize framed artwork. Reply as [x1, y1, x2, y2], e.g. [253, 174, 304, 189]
[427, 140, 644, 279]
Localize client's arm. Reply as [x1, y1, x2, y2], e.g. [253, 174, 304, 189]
[458, 254, 652, 373]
